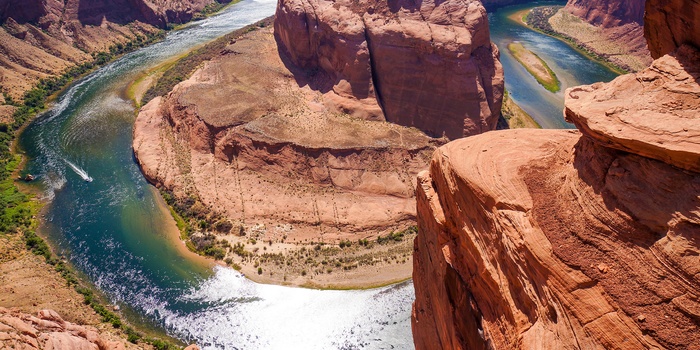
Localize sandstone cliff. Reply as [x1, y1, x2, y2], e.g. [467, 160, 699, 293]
[644, 0, 700, 59]
[413, 4, 700, 349]
[134, 26, 433, 287]
[0, 0, 224, 103]
[274, 0, 504, 139]
[565, 0, 645, 27]
[134, 0, 505, 286]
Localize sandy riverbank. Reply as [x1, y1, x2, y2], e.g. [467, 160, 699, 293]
[507, 41, 560, 92]
[519, 6, 651, 73]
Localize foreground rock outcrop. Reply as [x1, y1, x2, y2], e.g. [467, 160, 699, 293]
[0, 0, 225, 103]
[275, 0, 504, 139]
[0, 308, 129, 350]
[412, 8, 700, 349]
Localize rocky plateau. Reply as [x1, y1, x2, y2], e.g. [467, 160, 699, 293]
[134, 0, 504, 285]
[412, 0, 700, 348]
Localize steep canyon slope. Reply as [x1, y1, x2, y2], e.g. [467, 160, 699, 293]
[0, 0, 227, 105]
[546, 0, 651, 72]
[412, 1, 700, 349]
[133, 0, 504, 286]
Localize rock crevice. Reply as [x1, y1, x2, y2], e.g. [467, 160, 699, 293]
[274, 0, 504, 139]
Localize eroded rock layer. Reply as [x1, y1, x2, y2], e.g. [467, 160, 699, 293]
[565, 0, 645, 27]
[412, 43, 700, 350]
[0, 0, 224, 102]
[274, 0, 504, 139]
[134, 27, 436, 245]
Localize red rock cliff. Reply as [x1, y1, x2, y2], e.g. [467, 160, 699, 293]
[274, 0, 504, 140]
[564, 0, 645, 27]
[644, 0, 700, 58]
[412, 3, 700, 349]
[0, 0, 222, 107]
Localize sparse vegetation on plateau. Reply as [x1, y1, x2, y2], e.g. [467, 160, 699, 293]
[142, 17, 274, 105]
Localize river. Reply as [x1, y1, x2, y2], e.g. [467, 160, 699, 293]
[17, 1, 617, 349]
[489, 1, 618, 128]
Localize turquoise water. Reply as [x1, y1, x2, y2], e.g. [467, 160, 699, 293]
[16, 1, 619, 349]
[18, 1, 413, 349]
[489, 1, 619, 128]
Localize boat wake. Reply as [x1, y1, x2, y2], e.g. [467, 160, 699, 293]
[65, 159, 93, 182]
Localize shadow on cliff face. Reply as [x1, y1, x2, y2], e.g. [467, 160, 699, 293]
[571, 136, 700, 248]
[273, 32, 336, 95]
[77, 0, 146, 26]
[674, 45, 700, 86]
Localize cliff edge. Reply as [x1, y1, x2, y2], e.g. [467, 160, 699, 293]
[412, 3, 700, 349]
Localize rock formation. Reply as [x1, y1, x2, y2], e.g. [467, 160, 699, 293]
[412, 3, 700, 349]
[134, 25, 433, 285]
[644, 0, 700, 59]
[0, 0, 225, 104]
[565, 0, 645, 27]
[0, 307, 130, 350]
[135, 0, 505, 285]
[274, 0, 504, 139]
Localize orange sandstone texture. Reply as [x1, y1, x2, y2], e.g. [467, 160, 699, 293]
[134, 27, 435, 248]
[412, 18, 700, 350]
[274, 0, 504, 139]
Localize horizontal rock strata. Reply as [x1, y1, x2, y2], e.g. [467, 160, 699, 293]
[0, 0, 224, 101]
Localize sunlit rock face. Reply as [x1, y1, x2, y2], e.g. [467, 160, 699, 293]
[412, 1, 700, 349]
[274, 0, 504, 139]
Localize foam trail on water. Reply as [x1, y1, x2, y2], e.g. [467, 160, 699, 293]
[65, 159, 93, 182]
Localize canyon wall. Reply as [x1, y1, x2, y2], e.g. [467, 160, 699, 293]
[565, 0, 645, 27]
[412, 2, 700, 349]
[550, 0, 650, 72]
[274, 0, 504, 139]
[0, 0, 224, 104]
[645, 0, 700, 59]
